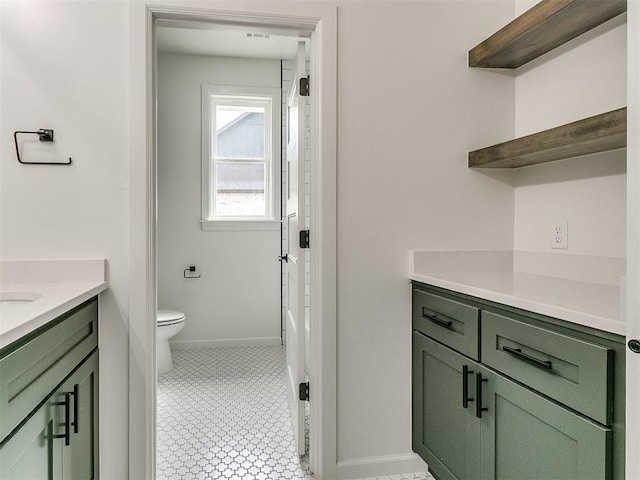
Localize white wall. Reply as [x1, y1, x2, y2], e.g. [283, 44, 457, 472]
[0, 2, 129, 478]
[513, 2, 627, 258]
[336, 0, 515, 467]
[157, 53, 282, 346]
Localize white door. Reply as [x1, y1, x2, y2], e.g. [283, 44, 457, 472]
[285, 42, 307, 456]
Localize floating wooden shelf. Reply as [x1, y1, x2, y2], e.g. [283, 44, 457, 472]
[468, 108, 626, 169]
[468, 0, 627, 68]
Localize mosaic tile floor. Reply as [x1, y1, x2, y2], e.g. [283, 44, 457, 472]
[157, 346, 433, 480]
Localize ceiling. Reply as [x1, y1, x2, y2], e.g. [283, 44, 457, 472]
[156, 25, 310, 60]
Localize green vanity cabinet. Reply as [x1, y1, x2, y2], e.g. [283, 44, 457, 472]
[412, 283, 625, 480]
[0, 297, 99, 479]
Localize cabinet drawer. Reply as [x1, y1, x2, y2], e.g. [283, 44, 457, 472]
[481, 311, 613, 425]
[0, 298, 98, 444]
[413, 288, 480, 359]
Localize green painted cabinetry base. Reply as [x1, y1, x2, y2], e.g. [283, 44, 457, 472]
[412, 283, 625, 480]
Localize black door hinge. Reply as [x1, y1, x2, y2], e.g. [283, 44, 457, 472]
[299, 230, 310, 249]
[300, 76, 310, 97]
[299, 382, 310, 401]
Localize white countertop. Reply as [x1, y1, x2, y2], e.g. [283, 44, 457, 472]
[0, 260, 107, 350]
[410, 250, 625, 336]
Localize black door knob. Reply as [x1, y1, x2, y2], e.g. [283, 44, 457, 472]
[628, 339, 640, 353]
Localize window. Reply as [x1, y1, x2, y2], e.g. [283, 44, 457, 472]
[201, 85, 280, 230]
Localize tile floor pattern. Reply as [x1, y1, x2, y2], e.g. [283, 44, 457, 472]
[157, 346, 434, 480]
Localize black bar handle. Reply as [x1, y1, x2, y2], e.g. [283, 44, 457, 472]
[502, 346, 552, 370]
[72, 384, 79, 434]
[462, 365, 474, 408]
[475, 372, 488, 419]
[55, 392, 72, 446]
[422, 310, 453, 329]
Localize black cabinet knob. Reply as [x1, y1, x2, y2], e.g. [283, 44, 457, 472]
[628, 339, 640, 353]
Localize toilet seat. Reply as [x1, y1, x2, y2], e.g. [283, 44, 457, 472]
[157, 309, 185, 326]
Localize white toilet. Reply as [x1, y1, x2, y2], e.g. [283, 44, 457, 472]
[157, 310, 185, 374]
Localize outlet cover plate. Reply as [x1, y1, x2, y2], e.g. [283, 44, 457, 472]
[551, 220, 568, 249]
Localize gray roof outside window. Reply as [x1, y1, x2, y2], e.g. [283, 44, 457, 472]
[217, 112, 265, 159]
[216, 112, 266, 192]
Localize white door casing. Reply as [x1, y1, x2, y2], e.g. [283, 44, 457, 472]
[286, 41, 307, 457]
[130, 3, 337, 478]
[627, 1, 640, 478]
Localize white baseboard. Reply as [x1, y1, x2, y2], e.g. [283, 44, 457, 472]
[337, 452, 428, 479]
[170, 337, 282, 350]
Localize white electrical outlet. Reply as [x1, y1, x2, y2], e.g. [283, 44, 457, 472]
[551, 220, 568, 249]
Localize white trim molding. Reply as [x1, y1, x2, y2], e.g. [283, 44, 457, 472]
[626, 0, 640, 477]
[128, 2, 337, 479]
[170, 337, 282, 350]
[200, 219, 281, 231]
[337, 452, 429, 480]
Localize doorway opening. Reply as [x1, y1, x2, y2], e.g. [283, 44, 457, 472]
[153, 17, 315, 479]
[129, 4, 336, 477]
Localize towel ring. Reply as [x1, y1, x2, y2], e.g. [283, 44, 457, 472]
[14, 129, 72, 165]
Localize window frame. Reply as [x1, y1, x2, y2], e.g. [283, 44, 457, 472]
[200, 84, 281, 231]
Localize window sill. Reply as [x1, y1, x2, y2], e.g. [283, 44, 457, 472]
[200, 219, 282, 232]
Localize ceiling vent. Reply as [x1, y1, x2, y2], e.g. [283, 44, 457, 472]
[245, 33, 270, 39]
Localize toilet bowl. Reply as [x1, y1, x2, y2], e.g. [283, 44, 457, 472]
[157, 310, 185, 374]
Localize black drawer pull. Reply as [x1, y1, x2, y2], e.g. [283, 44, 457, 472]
[462, 365, 474, 408]
[475, 372, 488, 419]
[502, 346, 552, 370]
[423, 311, 453, 329]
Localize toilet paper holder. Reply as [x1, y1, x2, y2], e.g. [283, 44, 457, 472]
[183, 265, 201, 279]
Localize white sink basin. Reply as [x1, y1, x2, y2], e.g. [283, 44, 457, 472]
[0, 291, 41, 303]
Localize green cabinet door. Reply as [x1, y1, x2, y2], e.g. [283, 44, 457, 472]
[61, 352, 98, 480]
[0, 351, 98, 480]
[0, 394, 63, 480]
[413, 332, 480, 480]
[478, 367, 612, 480]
